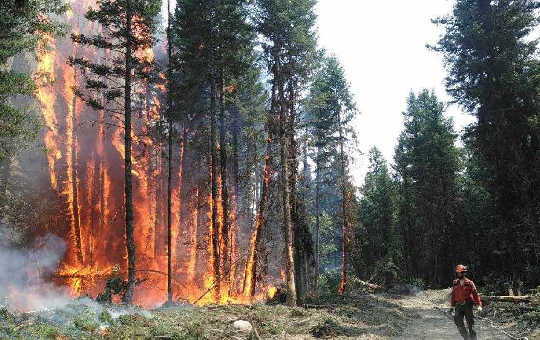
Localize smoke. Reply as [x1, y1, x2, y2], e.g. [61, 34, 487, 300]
[0, 232, 71, 311]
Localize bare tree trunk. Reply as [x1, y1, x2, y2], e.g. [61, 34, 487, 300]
[288, 83, 306, 303]
[67, 51, 83, 265]
[315, 153, 321, 288]
[209, 77, 221, 301]
[167, 130, 173, 303]
[229, 108, 240, 294]
[231, 108, 240, 202]
[123, 0, 136, 305]
[218, 75, 231, 291]
[275, 56, 296, 306]
[337, 117, 348, 296]
[166, 0, 173, 304]
[242, 83, 276, 297]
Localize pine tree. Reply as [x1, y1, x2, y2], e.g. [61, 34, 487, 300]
[255, 0, 318, 305]
[171, 0, 254, 300]
[394, 90, 460, 285]
[68, 0, 161, 304]
[0, 0, 67, 162]
[305, 54, 357, 293]
[433, 0, 540, 288]
[357, 147, 400, 285]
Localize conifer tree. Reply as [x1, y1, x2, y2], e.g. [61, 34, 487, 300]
[394, 90, 459, 285]
[357, 148, 400, 284]
[434, 0, 540, 287]
[305, 54, 357, 293]
[0, 0, 67, 162]
[68, 0, 161, 304]
[255, 0, 318, 305]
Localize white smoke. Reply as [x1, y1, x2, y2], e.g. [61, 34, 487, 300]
[0, 232, 72, 311]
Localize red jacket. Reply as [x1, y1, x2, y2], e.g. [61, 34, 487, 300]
[451, 277, 482, 306]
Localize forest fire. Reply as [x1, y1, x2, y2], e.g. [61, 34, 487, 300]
[21, 0, 281, 310]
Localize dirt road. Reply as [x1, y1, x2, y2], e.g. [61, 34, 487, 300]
[392, 290, 510, 340]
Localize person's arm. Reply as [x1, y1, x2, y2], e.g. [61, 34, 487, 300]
[470, 281, 482, 306]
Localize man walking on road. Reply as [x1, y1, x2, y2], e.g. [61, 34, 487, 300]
[450, 264, 483, 340]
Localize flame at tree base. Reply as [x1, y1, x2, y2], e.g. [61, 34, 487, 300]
[53, 264, 278, 308]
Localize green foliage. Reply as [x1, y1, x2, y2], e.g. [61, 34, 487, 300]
[395, 90, 460, 286]
[255, 0, 319, 83]
[0, 0, 67, 161]
[304, 53, 358, 279]
[356, 147, 401, 283]
[68, 0, 161, 114]
[433, 0, 540, 287]
[99, 310, 114, 324]
[318, 269, 342, 294]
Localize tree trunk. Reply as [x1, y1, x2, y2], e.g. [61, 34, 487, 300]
[288, 84, 305, 303]
[337, 116, 348, 296]
[315, 153, 321, 288]
[166, 0, 173, 304]
[242, 84, 275, 297]
[123, 0, 136, 305]
[231, 108, 240, 201]
[229, 108, 240, 293]
[167, 130, 173, 303]
[209, 77, 221, 301]
[218, 75, 231, 291]
[70, 92, 83, 265]
[275, 55, 296, 306]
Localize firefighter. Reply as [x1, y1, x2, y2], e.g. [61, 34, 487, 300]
[450, 264, 482, 340]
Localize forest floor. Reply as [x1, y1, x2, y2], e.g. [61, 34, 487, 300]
[1, 289, 538, 339]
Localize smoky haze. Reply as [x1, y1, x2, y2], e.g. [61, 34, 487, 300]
[0, 232, 70, 311]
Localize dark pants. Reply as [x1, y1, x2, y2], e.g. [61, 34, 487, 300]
[454, 301, 476, 340]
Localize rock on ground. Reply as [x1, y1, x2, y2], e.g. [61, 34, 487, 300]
[233, 320, 253, 332]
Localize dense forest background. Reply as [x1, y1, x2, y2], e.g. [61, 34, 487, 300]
[0, 0, 538, 308]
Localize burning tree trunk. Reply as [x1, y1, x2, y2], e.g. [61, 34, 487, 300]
[166, 129, 173, 303]
[123, 1, 136, 304]
[166, 0, 173, 304]
[209, 77, 221, 301]
[218, 75, 231, 293]
[69, 86, 83, 266]
[68, 0, 160, 305]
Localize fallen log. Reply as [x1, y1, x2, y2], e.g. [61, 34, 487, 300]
[482, 295, 537, 304]
[358, 280, 382, 291]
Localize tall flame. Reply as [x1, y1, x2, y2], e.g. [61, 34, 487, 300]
[24, 0, 283, 310]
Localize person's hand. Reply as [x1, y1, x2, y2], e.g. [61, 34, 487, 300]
[477, 305, 483, 312]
